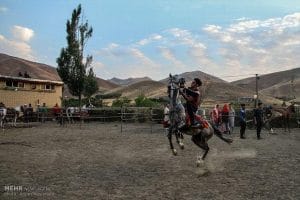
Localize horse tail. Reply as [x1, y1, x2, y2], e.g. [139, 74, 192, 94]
[211, 124, 233, 144]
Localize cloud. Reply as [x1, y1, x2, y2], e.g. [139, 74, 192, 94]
[0, 25, 35, 61]
[12, 25, 34, 42]
[94, 12, 300, 81]
[129, 48, 159, 69]
[0, 34, 35, 60]
[137, 34, 162, 46]
[0, 6, 8, 13]
[203, 12, 300, 81]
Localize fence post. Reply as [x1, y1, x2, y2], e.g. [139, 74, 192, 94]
[120, 106, 123, 133]
[150, 107, 153, 133]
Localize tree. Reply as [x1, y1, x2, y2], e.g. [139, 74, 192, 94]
[83, 67, 98, 100]
[56, 4, 94, 107]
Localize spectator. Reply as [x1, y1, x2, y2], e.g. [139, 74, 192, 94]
[221, 103, 230, 134]
[254, 102, 264, 140]
[211, 104, 220, 127]
[41, 103, 47, 123]
[52, 103, 61, 121]
[239, 103, 246, 139]
[229, 103, 235, 134]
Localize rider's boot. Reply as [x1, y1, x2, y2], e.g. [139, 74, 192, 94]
[191, 120, 204, 129]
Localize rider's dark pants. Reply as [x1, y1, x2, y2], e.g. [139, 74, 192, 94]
[256, 121, 263, 139]
[240, 121, 246, 138]
[186, 103, 197, 124]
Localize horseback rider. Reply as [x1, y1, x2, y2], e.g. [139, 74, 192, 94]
[179, 78, 202, 128]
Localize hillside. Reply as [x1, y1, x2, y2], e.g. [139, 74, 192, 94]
[96, 77, 119, 91]
[260, 79, 300, 100]
[232, 68, 300, 91]
[104, 80, 166, 99]
[159, 70, 225, 84]
[104, 73, 281, 106]
[109, 76, 152, 86]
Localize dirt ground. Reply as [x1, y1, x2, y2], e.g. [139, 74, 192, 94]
[0, 122, 299, 200]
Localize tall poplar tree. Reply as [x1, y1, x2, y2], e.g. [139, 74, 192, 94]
[83, 67, 98, 100]
[56, 4, 94, 107]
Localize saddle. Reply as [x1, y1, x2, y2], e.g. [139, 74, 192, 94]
[186, 114, 209, 129]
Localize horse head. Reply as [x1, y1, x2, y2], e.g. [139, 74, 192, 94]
[168, 74, 186, 126]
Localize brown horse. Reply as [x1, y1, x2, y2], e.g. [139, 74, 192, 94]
[273, 103, 296, 132]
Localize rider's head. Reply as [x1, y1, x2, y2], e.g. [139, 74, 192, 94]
[193, 78, 202, 87]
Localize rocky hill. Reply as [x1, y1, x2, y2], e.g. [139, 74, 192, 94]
[109, 76, 152, 86]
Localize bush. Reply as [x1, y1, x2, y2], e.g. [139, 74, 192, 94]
[112, 97, 131, 107]
[135, 95, 160, 107]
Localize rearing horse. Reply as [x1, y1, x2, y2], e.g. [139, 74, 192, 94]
[167, 74, 233, 165]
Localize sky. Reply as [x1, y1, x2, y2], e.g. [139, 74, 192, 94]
[0, 0, 300, 81]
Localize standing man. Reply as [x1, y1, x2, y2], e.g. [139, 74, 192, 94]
[254, 102, 264, 139]
[239, 103, 246, 139]
[229, 103, 235, 134]
[180, 78, 202, 127]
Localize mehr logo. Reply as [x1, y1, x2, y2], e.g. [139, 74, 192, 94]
[4, 185, 23, 192]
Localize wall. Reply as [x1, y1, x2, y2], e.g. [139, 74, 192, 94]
[0, 80, 62, 109]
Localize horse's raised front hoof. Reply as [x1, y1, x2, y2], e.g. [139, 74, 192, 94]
[196, 159, 204, 167]
[172, 149, 177, 156]
[179, 143, 184, 149]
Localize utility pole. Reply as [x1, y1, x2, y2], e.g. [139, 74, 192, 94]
[255, 74, 259, 108]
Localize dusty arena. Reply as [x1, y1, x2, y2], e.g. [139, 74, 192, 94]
[0, 122, 299, 199]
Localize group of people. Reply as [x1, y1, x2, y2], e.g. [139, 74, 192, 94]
[239, 102, 265, 140]
[210, 103, 235, 134]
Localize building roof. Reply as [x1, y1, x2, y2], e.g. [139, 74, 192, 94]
[0, 53, 62, 82]
[0, 75, 63, 85]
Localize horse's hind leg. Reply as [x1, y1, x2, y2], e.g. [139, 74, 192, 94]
[175, 130, 184, 149]
[192, 134, 209, 160]
[201, 145, 209, 160]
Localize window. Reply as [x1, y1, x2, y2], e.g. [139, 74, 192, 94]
[44, 84, 55, 90]
[31, 84, 36, 89]
[44, 84, 51, 90]
[6, 80, 19, 87]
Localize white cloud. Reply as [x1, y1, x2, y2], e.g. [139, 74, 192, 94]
[129, 48, 159, 69]
[93, 13, 300, 81]
[203, 12, 300, 81]
[203, 25, 222, 34]
[159, 47, 186, 69]
[0, 34, 35, 60]
[137, 34, 162, 46]
[12, 25, 34, 42]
